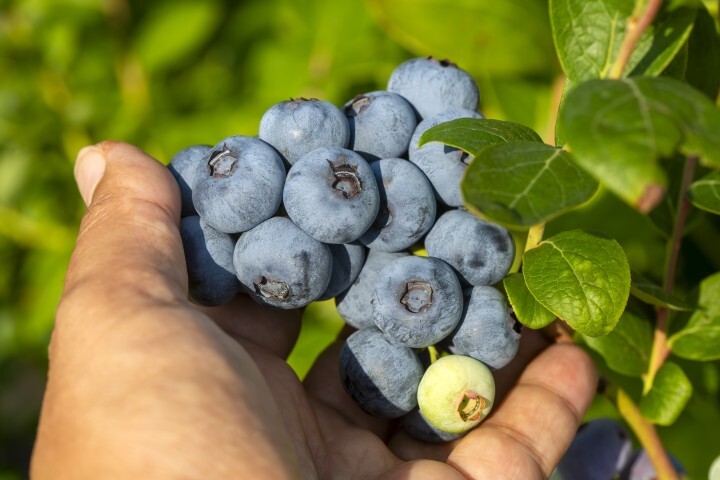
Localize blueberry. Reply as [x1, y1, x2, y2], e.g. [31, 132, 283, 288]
[259, 98, 350, 165]
[387, 57, 479, 120]
[318, 242, 367, 301]
[358, 158, 437, 252]
[446, 286, 520, 370]
[621, 449, 685, 480]
[233, 217, 332, 309]
[283, 147, 380, 244]
[555, 418, 633, 480]
[343, 91, 417, 161]
[180, 216, 240, 306]
[192, 136, 285, 234]
[408, 109, 483, 207]
[417, 354, 495, 434]
[402, 408, 465, 444]
[336, 249, 409, 329]
[168, 145, 211, 217]
[339, 326, 423, 418]
[425, 209, 515, 286]
[372, 256, 463, 348]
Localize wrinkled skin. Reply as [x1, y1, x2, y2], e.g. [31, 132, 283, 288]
[32, 141, 598, 480]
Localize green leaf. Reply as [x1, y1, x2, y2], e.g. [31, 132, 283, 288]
[134, 1, 220, 72]
[690, 171, 720, 215]
[522, 230, 631, 337]
[582, 312, 652, 377]
[669, 272, 720, 360]
[418, 118, 542, 155]
[559, 77, 720, 211]
[365, 0, 556, 76]
[461, 142, 599, 228]
[630, 270, 692, 311]
[503, 272, 556, 329]
[686, 5, 720, 99]
[550, 0, 696, 84]
[640, 361, 693, 425]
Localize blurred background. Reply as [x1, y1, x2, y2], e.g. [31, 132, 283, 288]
[0, 0, 718, 478]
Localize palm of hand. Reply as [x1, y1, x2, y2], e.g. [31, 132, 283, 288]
[32, 142, 596, 480]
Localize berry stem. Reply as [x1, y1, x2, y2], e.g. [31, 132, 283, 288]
[427, 345, 439, 364]
[608, 0, 664, 79]
[611, 386, 680, 480]
[643, 155, 697, 394]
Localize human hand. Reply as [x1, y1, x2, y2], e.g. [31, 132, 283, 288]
[31, 142, 598, 479]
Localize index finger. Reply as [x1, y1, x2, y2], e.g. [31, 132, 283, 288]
[447, 343, 598, 479]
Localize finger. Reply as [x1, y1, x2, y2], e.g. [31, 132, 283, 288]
[63, 141, 187, 320]
[447, 343, 598, 480]
[387, 328, 550, 462]
[194, 295, 303, 359]
[492, 328, 552, 401]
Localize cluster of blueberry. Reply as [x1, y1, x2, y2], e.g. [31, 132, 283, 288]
[169, 57, 520, 440]
[552, 418, 685, 480]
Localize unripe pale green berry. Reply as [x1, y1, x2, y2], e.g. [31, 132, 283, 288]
[417, 354, 495, 434]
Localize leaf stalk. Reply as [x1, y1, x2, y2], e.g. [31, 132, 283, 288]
[643, 155, 697, 393]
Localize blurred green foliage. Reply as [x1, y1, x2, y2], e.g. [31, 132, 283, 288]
[0, 0, 718, 478]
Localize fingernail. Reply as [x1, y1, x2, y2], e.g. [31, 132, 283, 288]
[74, 145, 106, 206]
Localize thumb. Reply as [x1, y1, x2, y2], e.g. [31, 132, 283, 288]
[65, 141, 187, 317]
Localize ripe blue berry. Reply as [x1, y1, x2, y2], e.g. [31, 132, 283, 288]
[180, 216, 239, 306]
[259, 98, 349, 165]
[425, 209, 515, 286]
[402, 408, 465, 444]
[388, 57, 479, 120]
[343, 91, 417, 161]
[283, 147, 380, 244]
[233, 217, 332, 309]
[372, 256, 463, 348]
[555, 418, 633, 480]
[447, 286, 521, 370]
[339, 326, 423, 418]
[359, 158, 436, 252]
[336, 249, 409, 329]
[318, 242, 367, 301]
[192, 136, 286, 234]
[168, 145, 211, 217]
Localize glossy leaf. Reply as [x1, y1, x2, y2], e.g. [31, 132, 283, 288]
[559, 77, 720, 211]
[503, 272, 556, 329]
[689, 171, 720, 215]
[523, 230, 631, 337]
[550, 0, 696, 83]
[669, 272, 720, 360]
[461, 142, 598, 228]
[630, 270, 692, 311]
[686, 5, 720, 99]
[418, 118, 542, 155]
[640, 362, 693, 426]
[582, 312, 652, 377]
[365, 0, 556, 76]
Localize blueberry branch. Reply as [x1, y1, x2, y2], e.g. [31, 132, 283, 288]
[612, 387, 680, 480]
[643, 155, 697, 394]
[607, 0, 664, 79]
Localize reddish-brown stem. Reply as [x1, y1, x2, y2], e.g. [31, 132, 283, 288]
[644, 155, 697, 394]
[608, 0, 664, 79]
